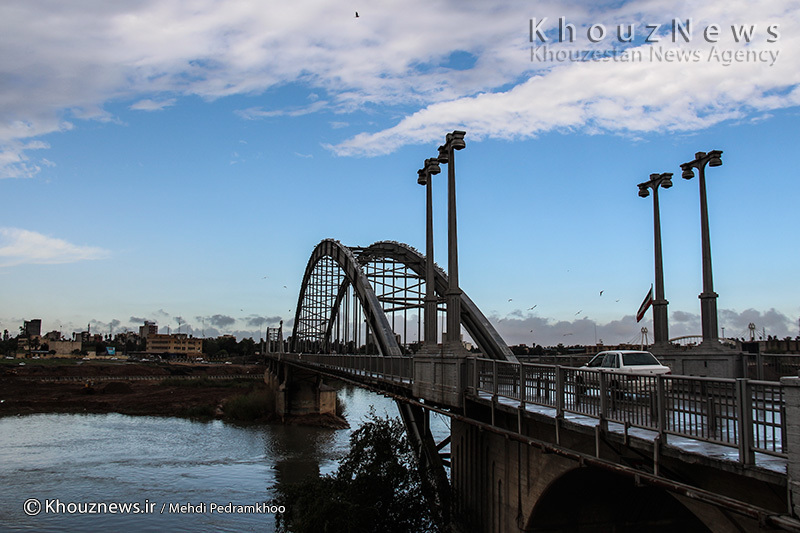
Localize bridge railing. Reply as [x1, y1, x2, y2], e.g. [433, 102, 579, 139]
[277, 353, 413, 383]
[271, 353, 785, 464]
[746, 353, 800, 380]
[469, 357, 786, 464]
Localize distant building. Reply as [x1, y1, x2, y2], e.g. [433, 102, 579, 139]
[43, 330, 63, 342]
[146, 333, 203, 356]
[23, 319, 42, 337]
[49, 339, 83, 357]
[114, 331, 140, 344]
[72, 330, 100, 343]
[585, 343, 646, 355]
[139, 321, 158, 338]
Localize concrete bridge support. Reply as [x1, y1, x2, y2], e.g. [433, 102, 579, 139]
[450, 419, 744, 532]
[264, 361, 336, 418]
[412, 352, 466, 408]
[449, 406, 787, 532]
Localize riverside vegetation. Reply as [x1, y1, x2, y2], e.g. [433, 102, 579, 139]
[275, 409, 443, 533]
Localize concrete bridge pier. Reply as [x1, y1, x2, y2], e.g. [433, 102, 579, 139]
[264, 359, 336, 418]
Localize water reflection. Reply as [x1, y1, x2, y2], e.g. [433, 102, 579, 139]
[265, 425, 336, 487]
[0, 384, 439, 532]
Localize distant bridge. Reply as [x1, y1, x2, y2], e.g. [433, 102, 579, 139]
[670, 335, 705, 346]
[264, 239, 800, 532]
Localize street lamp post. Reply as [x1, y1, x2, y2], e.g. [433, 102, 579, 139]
[437, 131, 466, 348]
[417, 157, 441, 349]
[680, 150, 723, 347]
[638, 172, 673, 348]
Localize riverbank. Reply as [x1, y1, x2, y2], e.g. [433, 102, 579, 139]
[0, 361, 347, 427]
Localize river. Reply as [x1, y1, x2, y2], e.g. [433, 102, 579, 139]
[0, 385, 450, 532]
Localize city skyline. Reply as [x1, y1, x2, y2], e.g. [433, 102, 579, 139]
[1, 1, 799, 347]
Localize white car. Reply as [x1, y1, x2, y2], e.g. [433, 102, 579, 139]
[577, 350, 671, 395]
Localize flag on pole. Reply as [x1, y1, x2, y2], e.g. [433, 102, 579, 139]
[636, 286, 653, 322]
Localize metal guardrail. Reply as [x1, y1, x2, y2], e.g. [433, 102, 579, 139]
[271, 353, 785, 465]
[278, 353, 413, 383]
[747, 353, 800, 381]
[28, 374, 262, 383]
[470, 358, 785, 463]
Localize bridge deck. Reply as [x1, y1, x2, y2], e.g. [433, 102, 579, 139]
[477, 390, 787, 475]
[270, 353, 786, 474]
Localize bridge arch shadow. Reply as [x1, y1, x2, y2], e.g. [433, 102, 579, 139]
[526, 467, 710, 532]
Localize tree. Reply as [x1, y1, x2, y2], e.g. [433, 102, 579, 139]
[18, 325, 31, 356]
[202, 338, 219, 357]
[511, 344, 529, 356]
[238, 337, 256, 357]
[0, 336, 17, 357]
[276, 410, 442, 533]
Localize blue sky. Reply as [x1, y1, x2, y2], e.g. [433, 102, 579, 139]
[1, 0, 798, 346]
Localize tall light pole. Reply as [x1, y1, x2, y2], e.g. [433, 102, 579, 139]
[638, 172, 673, 348]
[680, 150, 723, 348]
[417, 157, 441, 349]
[437, 130, 466, 348]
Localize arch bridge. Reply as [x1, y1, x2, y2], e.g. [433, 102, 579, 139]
[290, 239, 513, 362]
[264, 239, 800, 532]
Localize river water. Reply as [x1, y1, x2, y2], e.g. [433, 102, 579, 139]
[0, 386, 450, 532]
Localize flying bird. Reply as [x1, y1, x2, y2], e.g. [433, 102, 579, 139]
[615, 299, 620, 302]
[599, 290, 604, 296]
[528, 305, 537, 310]
[355, 11, 359, 17]
[508, 298, 513, 302]
[575, 310, 582, 315]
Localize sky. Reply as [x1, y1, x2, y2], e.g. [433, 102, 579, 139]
[1, 0, 799, 348]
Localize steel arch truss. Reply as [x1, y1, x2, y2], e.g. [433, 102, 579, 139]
[291, 239, 514, 361]
[358, 241, 515, 361]
[292, 240, 403, 356]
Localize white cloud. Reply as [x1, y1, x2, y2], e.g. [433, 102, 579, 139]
[718, 308, 797, 340]
[492, 312, 644, 347]
[0, 228, 110, 267]
[235, 100, 328, 120]
[491, 306, 798, 347]
[0, 140, 53, 179]
[0, 0, 798, 172]
[129, 98, 177, 111]
[331, 35, 800, 154]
